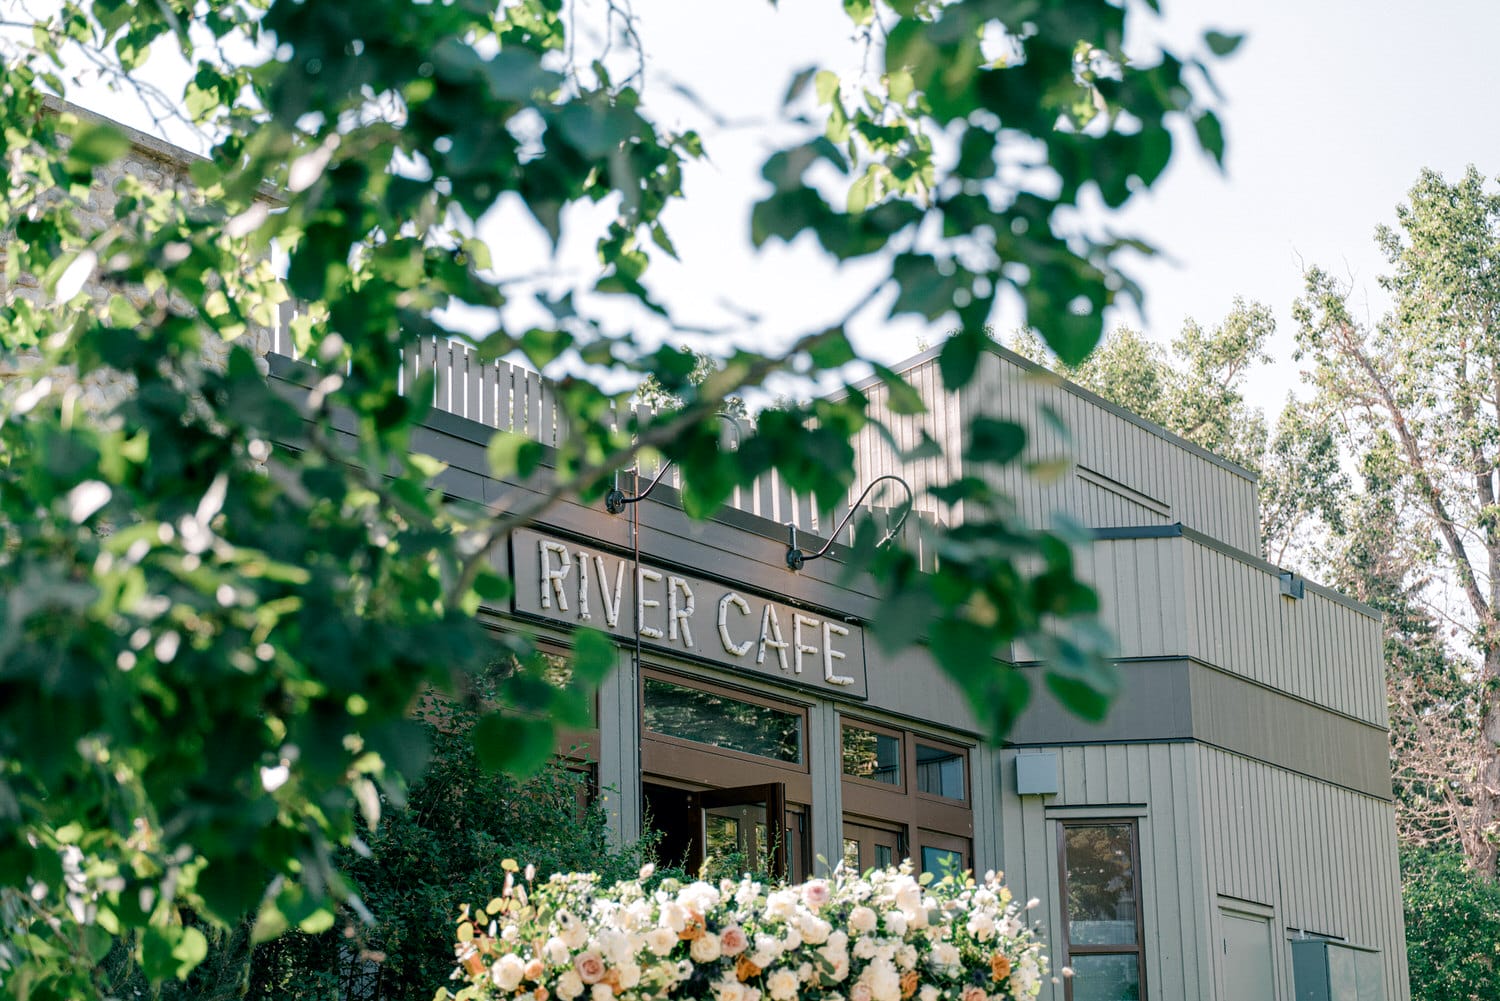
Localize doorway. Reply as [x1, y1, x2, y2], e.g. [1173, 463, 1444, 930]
[643, 781, 792, 880]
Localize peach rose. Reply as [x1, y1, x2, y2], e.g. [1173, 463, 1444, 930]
[574, 952, 606, 985]
[851, 982, 873, 1001]
[900, 971, 919, 999]
[525, 959, 546, 981]
[720, 926, 749, 956]
[961, 986, 987, 1001]
[989, 954, 1011, 982]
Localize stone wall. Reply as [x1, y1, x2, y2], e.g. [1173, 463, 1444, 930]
[0, 101, 275, 414]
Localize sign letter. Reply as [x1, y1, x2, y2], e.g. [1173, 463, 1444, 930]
[792, 613, 820, 676]
[540, 540, 571, 611]
[718, 592, 753, 657]
[823, 620, 854, 686]
[758, 604, 790, 672]
[668, 576, 696, 648]
[637, 568, 664, 639]
[595, 555, 624, 628]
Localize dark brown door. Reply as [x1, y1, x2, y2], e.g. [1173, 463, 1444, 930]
[842, 819, 905, 873]
[689, 783, 788, 880]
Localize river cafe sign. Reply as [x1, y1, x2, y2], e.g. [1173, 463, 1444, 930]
[511, 529, 869, 698]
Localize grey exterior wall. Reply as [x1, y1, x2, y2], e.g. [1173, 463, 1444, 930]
[846, 347, 1262, 553]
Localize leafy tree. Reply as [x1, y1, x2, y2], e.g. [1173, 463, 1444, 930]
[0, 0, 1240, 995]
[1400, 846, 1500, 1000]
[1294, 166, 1500, 877]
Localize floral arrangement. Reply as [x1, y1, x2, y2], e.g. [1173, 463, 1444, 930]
[439, 861, 1049, 1001]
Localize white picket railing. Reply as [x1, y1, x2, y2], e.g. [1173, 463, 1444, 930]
[268, 310, 936, 563]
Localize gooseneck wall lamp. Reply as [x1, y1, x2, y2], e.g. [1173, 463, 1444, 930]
[785, 474, 913, 571]
[604, 412, 745, 514]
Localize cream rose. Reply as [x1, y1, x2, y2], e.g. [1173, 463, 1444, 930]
[573, 951, 605, 985]
[690, 933, 723, 963]
[556, 972, 585, 1001]
[767, 968, 800, 1001]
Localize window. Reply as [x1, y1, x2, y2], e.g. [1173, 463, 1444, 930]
[843, 725, 902, 785]
[643, 677, 803, 763]
[1058, 821, 1146, 1001]
[916, 742, 966, 800]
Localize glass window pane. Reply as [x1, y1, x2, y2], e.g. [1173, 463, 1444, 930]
[920, 846, 963, 879]
[1064, 824, 1139, 946]
[916, 743, 965, 799]
[843, 726, 901, 784]
[643, 678, 802, 763]
[843, 839, 861, 871]
[874, 844, 893, 869]
[1067, 954, 1141, 1001]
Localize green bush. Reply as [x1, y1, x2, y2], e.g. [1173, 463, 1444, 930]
[1402, 846, 1500, 1001]
[245, 718, 653, 1001]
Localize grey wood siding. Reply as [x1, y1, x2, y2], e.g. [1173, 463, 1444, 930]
[850, 351, 1261, 552]
[1196, 746, 1410, 1001]
[1066, 536, 1387, 728]
[998, 743, 1214, 1001]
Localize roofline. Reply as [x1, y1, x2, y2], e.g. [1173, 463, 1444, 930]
[857, 341, 1260, 483]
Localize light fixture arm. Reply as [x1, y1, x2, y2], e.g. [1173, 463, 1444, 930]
[785, 474, 914, 571]
[605, 412, 744, 514]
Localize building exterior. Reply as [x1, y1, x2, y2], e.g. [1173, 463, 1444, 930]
[269, 331, 1406, 1001]
[12, 111, 1409, 1001]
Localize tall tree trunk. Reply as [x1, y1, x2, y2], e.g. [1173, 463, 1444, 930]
[1478, 643, 1500, 878]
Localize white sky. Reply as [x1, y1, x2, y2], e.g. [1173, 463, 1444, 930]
[36, 0, 1500, 416]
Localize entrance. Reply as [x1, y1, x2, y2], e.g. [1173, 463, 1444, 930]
[643, 782, 791, 880]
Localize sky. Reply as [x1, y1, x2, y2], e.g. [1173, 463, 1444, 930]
[32, 0, 1500, 417]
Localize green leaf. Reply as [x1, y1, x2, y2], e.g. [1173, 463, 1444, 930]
[64, 122, 130, 174]
[472, 713, 554, 777]
[814, 69, 841, 105]
[842, 0, 874, 26]
[871, 363, 927, 416]
[886, 69, 915, 105]
[938, 329, 984, 389]
[783, 65, 818, 106]
[1195, 110, 1225, 166]
[571, 627, 616, 684]
[1204, 30, 1244, 56]
[968, 418, 1027, 465]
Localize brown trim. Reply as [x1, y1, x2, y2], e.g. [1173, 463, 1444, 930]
[1056, 819, 1148, 1001]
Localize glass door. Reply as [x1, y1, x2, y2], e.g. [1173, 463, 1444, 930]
[691, 783, 788, 881]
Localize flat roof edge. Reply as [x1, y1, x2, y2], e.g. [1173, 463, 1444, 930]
[853, 342, 1259, 483]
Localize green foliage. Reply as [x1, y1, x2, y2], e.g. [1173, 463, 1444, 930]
[0, 0, 1239, 994]
[1401, 847, 1500, 1001]
[1294, 167, 1500, 876]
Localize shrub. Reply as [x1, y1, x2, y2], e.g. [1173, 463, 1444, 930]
[1401, 846, 1500, 1001]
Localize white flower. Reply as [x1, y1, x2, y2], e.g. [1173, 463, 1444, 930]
[799, 914, 831, 945]
[556, 972, 585, 1000]
[765, 890, 798, 921]
[849, 906, 878, 935]
[751, 933, 781, 968]
[967, 911, 996, 942]
[931, 943, 960, 970]
[767, 968, 800, 1000]
[690, 934, 723, 963]
[617, 963, 642, 990]
[920, 987, 940, 1001]
[780, 927, 802, 951]
[660, 901, 689, 933]
[868, 959, 901, 1001]
[853, 936, 877, 960]
[826, 930, 849, 954]
[558, 910, 589, 949]
[895, 945, 917, 970]
[885, 911, 908, 936]
[491, 955, 525, 991]
[646, 927, 678, 956]
[680, 881, 722, 914]
[714, 975, 746, 1001]
[591, 983, 614, 1001]
[545, 936, 572, 965]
